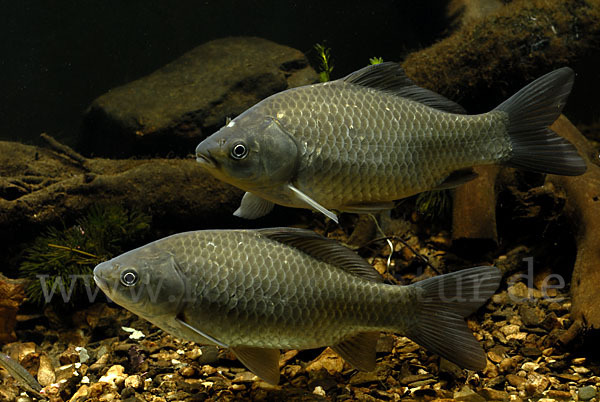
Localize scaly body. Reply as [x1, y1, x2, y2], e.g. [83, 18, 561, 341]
[257, 82, 507, 207]
[94, 227, 501, 383]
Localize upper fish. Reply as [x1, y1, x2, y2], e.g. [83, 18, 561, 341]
[195, 63, 586, 222]
[93, 227, 501, 384]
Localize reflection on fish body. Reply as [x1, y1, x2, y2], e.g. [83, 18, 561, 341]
[93, 227, 501, 384]
[195, 63, 586, 222]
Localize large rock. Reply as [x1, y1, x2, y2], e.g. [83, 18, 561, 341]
[80, 37, 317, 157]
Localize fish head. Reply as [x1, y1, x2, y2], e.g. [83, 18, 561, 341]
[93, 244, 186, 319]
[195, 113, 299, 192]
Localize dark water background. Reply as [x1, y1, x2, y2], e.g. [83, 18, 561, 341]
[0, 0, 451, 147]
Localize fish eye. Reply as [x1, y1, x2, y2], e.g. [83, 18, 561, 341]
[120, 268, 139, 287]
[230, 142, 248, 160]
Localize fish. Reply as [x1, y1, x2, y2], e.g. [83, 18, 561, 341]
[195, 63, 586, 223]
[93, 227, 501, 384]
[0, 352, 45, 399]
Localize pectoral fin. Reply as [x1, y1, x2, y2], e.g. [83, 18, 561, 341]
[287, 183, 339, 223]
[233, 192, 275, 219]
[231, 346, 281, 385]
[331, 332, 379, 372]
[175, 316, 229, 348]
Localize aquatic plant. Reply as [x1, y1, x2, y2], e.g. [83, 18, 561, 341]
[415, 190, 452, 223]
[19, 204, 151, 308]
[314, 43, 333, 82]
[369, 57, 384, 65]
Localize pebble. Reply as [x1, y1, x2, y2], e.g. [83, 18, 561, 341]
[313, 385, 326, 397]
[453, 385, 486, 402]
[59, 345, 81, 365]
[305, 348, 344, 375]
[89, 353, 109, 372]
[508, 282, 532, 301]
[578, 385, 597, 401]
[68, 385, 90, 402]
[546, 389, 574, 400]
[500, 324, 521, 336]
[124, 374, 143, 390]
[349, 365, 391, 385]
[519, 305, 545, 326]
[525, 372, 549, 395]
[499, 357, 517, 373]
[572, 365, 590, 374]
[506, 373, 526, 389]
[487, 350, 504, 363]
[37, 353, 56, 386]
[98, 365, 127, 388]
[479, 388, 509, 401]
[521, 362, 539, 372]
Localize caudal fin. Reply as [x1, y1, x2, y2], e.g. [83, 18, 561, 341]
[495, 67, 586, 176]
[407, 266, 501, 370]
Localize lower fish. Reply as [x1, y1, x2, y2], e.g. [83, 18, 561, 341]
[195, 64, 586, 223]
[93, 227, 501, 384]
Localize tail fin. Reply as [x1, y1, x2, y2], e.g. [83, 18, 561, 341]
[495, 67, 586, 176]
[407, 266, 501, 370]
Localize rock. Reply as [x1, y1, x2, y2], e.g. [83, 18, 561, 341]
[98, 365, 127, 388]
[81, 36, 317, 157]
[305, 348, 344, 376]
[506, 373, 526, 389]
[232, 371, 258, 383]
[520, 346, 542, 358]
[520, 362, 539, 372]
[69, 385, 90, 402]
[88, 353, 109, 372]
[499, 357, 517, 373]
[478, 387, 509, 401]
[546, 389, 574, 400]
[60, 345, 81, 365]
[37, 354, 55, 387]
[508, 282, 531, 302]
[519, 305, 545, 327]
[500, 324, 521, 336]
[124, 374, 143, 390]
[454, 385, 486, 402]
[578, 385, 597, 401]
[349, 365, 391, 385]
[399, 373, 433, 385]
[524, 372, 549, 396]
[0, 273, 26, 343]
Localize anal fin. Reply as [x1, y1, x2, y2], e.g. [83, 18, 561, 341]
[233, 192, 275, 219]
[231, 346, 281, 385]
[287, 183, 339, 223]
[331, 332, 379, 372]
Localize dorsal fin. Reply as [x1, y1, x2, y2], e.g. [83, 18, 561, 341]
[340, 62, 466, 114]
[256, 227, 383, 283]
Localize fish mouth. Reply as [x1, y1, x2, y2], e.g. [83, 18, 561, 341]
[93, 273, 107, 291]
[195, 153, 217, 169]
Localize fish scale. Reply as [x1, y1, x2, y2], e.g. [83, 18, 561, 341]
[264, 83, 505, 205]
[170, 230, 403, 348]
